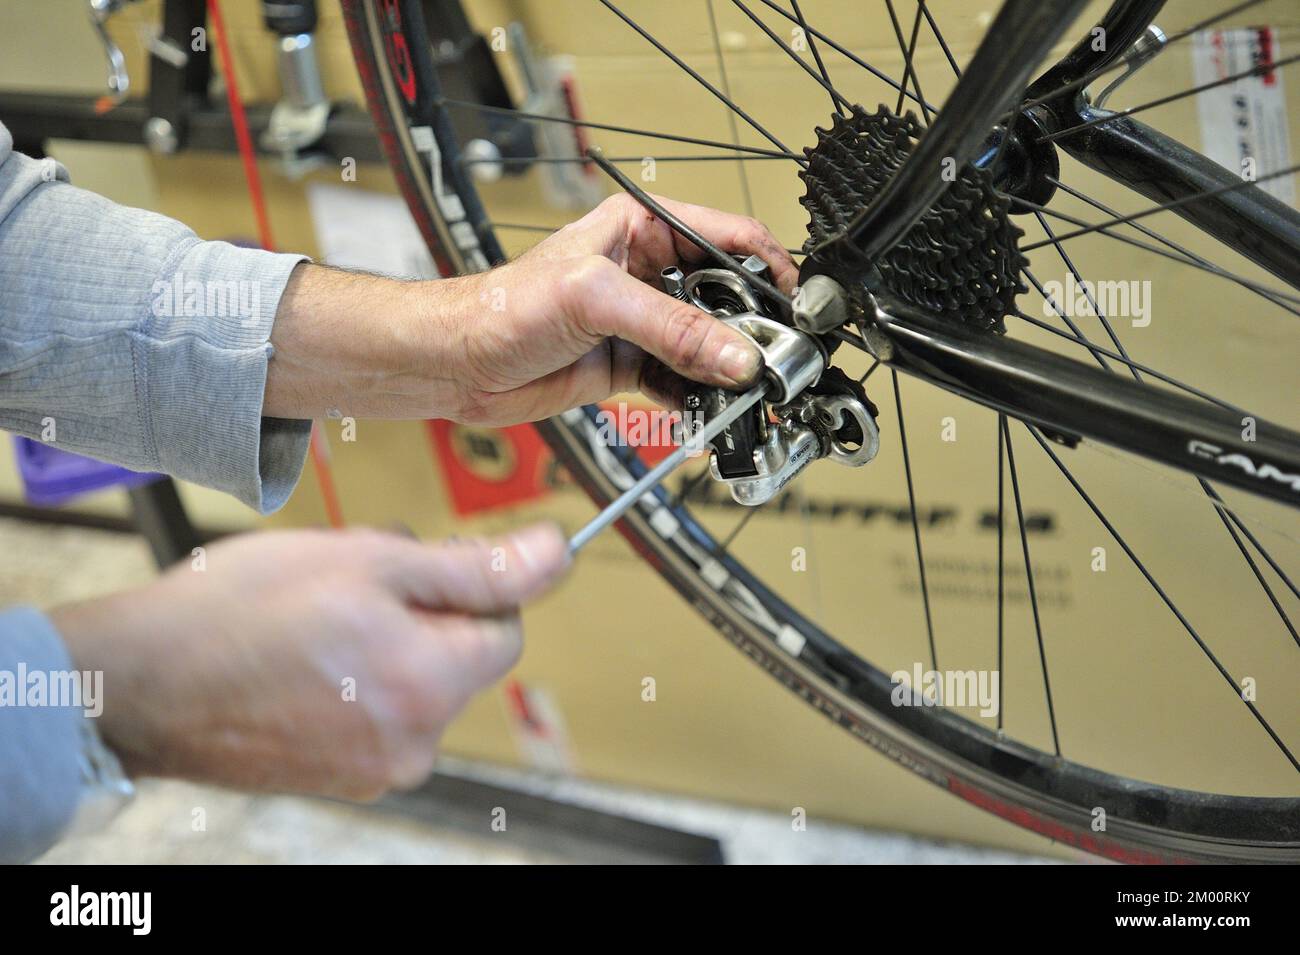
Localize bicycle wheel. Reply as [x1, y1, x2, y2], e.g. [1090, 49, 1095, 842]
[343, 0, 1300, 862]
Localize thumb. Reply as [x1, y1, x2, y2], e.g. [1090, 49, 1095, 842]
[381, 522, 571, 612]
[576, 262, 763, 388]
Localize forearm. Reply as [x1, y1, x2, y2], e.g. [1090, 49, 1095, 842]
[264, 263, 474, 420]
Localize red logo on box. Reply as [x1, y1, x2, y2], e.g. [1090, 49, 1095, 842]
[426, 402, 679, 516]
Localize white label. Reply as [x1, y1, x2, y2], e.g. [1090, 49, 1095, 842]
[1192, 27, 1295, 207]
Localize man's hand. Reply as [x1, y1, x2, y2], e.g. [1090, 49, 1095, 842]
[447, 193, 798, 424]
[265, 193, 797, 425]
[51, 523, 569, 799]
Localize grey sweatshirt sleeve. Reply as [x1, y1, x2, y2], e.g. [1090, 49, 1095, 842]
[0, 120, 312, 511]
[0, 120, 314, 861]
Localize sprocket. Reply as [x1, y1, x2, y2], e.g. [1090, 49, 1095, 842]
[799, 104, 1027, 334]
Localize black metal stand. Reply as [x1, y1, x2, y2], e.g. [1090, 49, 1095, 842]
[127, 479, 205, 569]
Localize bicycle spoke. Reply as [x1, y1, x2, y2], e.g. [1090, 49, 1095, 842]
[1009, 309, 1245, 413]
[440, 98, 801, 159]
[884, 0, 932, 123]
[490, 222, 560, 234]
[1021, 266, 1112, 370]
[996, 413, 1006, 732]
[1019, 198, 1300, 306]
[598, 0, 804, 162]
[506, 164, 1300, 313]
[1200, 478, 1300, 650]
[832, 326, 870, 353]
[892, 370, 939, 673]
[1199, 473, 1300, 604]
[673, 464, 715, 509]
[1146, 0, 1267, 49]
[463, 154, 790, 165]
[1217, 500, 1300, 604]
[756, 0, 938, 116]
[729, 0, 855, 114]
[920, 0, 961, 79]
[1021, 163, 1300, 251]
[790, 0, 846, 116]
[1033, 211, 1139, 379]
[857, 359, 880, 384]
[1046, 175, 1300, 319]
[1004, 417, 1059, 755]
[707, 0, 757, 217]
[719, 504, 760, 550]
[1037, 53, 1300, 144]
[1027, 424, 1300, 774]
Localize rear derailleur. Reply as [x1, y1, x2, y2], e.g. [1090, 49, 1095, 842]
[664, 257, 879, 506]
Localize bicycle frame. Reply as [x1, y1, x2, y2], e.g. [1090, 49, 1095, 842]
[867, 295, 1300, 507]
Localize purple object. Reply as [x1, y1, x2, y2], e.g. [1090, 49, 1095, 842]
[13, 437, 161, 506]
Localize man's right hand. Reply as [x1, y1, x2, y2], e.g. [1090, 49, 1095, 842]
[50, 523, 569, 799]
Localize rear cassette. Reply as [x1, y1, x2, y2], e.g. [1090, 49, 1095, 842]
[799, 105, 1027, 333]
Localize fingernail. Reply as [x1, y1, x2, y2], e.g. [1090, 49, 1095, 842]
[719, 341, 761, 384]
[508, 523, 570, 578]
